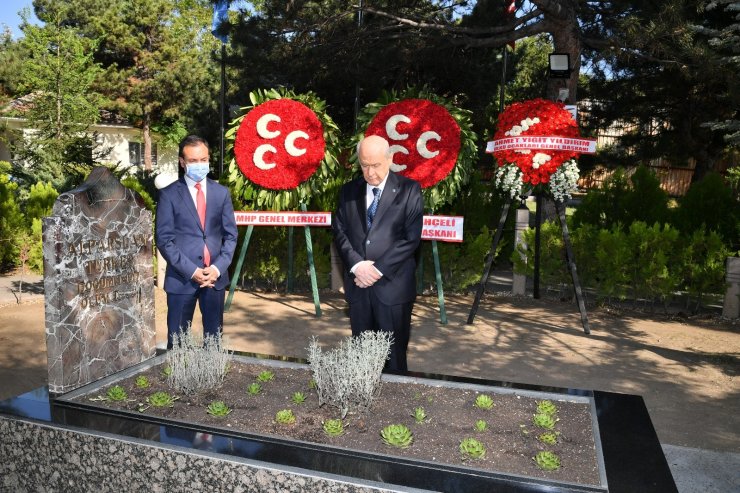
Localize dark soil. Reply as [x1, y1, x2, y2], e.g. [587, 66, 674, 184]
[76, 360, 602, 487]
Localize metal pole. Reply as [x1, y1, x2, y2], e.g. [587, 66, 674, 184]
[467, 198, 512, 324]
[353, 0, 364, 131]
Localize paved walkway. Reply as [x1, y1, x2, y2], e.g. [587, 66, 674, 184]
[0, 272, 737, 492]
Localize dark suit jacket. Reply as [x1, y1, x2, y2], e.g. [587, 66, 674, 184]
[334, 172, 424, 305]
[155, 177, 238, 294]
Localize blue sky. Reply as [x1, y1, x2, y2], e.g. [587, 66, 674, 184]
[1, 0, 41, 39]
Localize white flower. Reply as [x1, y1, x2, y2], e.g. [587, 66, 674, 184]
[548, 159, 580, 202]
[532, 152, 551, 169]
[494, 163, 524, 199]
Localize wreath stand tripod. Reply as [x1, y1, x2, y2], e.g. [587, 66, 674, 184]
[466, 191, 590, 334]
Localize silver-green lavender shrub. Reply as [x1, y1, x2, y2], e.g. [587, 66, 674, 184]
[307, 332, 392, 418]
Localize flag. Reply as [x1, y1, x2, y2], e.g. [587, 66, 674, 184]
[212, 0, 229, 44]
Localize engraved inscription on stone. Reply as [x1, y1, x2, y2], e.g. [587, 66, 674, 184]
[43, 167, 155, 393]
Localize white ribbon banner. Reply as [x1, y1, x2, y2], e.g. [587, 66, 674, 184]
[486, 136, 597, 154]
[422, 215, 464, 243]
[234, 211, 331, 227]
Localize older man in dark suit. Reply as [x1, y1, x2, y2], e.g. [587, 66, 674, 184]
[155, 135, 238, 348]
[333, 135, 424, 372]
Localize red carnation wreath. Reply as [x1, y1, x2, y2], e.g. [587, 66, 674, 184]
[365, 99, 461, 189]
[234, 98, 325, 190]
[493, 98, 579, 185]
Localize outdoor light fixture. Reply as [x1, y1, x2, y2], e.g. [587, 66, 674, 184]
[549, 53, 571, 78]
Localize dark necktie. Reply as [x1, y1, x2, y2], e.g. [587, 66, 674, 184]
[195, 182, 210, 266]
[366, 187, 380, 229]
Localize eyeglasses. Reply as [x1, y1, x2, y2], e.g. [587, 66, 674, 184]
[183, 157, 210, 165]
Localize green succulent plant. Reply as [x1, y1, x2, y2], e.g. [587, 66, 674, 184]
[275, 409, 296, 425]
[247, 382, 262, 395]
[534, 450, 561, 471]
[411, 407, 427, 424]
[474, 394, 494, 410]
[106, 385, 128, 402]
[308, 379, 317, 390]
[532, 413, 557, 430]
[257, 370, 275, 382]
[206, 400, 232, 417]
[161, 366, 173, 377]
[135, 376, 151, 389]
[459, 437, 486, 460]
[537, 400, 558, 415]
[474, 419, 488, 432]
[538, 431, 560, 445]
[380, 424, 413, 448]
[147, 391, 177, 408]
[322, 419, 344, 437]
[291, 392, 306, 404]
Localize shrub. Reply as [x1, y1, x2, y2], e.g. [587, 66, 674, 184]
[673, 172, 739, 249]
[679, 228, 732, 310]
[166, 330, 232, 395]
[572, 166, 669, 230]
[307, 331, 391, 418]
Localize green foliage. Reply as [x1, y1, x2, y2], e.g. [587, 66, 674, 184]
[275, 409, 296, 425]
[459, 437, 486, 460]
[135, 376, 150, 389]
[0, 167, 25, 269]
[147, 391, 176, 408]
[412, 407, 427, 424]
[247, 382, 262, 395]
[532, 413, 557, 430]
[380, 424, 413, 448]
[538, 431, 560, 445]
[536, 400, 558, 416]
[256, 370, 274, 382]
[515, 218, 730, 311]
[474, 419, 488, 432]
[105, 385, 128, 402]
[674, 173, 739, 248]
[322, 419, 344, 437]
[534, 451, 561, 471]
[512, 221, 569, 287]
[624, 222, 681, 304]
[206, 400, 232, 417]
[291, 392, 306, 404]
[25, 181, 58, 225]
[13, 9, 104, 189]
[121, 175, 155, 212]
[572, 167, 669, 230]
[678, 228, 732, 309]
[474, 394, 494, 410]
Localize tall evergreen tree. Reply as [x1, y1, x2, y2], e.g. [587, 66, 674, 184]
[12, 7, 103, 189]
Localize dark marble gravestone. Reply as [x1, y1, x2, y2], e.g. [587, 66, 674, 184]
[42, 167, 155, 394]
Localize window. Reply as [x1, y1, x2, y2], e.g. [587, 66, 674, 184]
[129, 142, 157, 167]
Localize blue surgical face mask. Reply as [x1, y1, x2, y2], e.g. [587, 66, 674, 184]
[185, 163, 209, 182]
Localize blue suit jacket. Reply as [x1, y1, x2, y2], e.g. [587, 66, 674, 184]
[155, 177, 238, 294]
[333, 172, 424, 305]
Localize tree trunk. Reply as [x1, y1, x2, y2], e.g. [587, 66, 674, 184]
[544, 0, 580, 105]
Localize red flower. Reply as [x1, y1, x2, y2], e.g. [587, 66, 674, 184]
[492, 99, 580, 186]
[365, 99, 461, 188]
[234, 99, 326, 190]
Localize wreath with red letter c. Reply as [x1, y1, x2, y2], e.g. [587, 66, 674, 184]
[227, 88, 341, 210]
[354, 87, 478, 212]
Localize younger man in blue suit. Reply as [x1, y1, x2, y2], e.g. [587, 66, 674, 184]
[155, 135, 238, 348]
